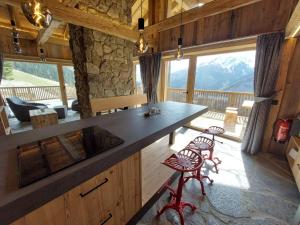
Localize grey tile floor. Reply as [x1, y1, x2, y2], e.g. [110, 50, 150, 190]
[138, 128, 300, 225]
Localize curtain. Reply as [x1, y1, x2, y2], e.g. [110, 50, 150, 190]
[139, 52, 162, 103]
[241, 32, 285, 154]
[0, 53, 3, 84]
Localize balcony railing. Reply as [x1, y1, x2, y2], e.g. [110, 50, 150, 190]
[0, 86, 77, 101]
[167, 88, 254, 117]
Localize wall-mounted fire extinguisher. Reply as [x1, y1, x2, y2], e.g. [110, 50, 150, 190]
[273, 119, 292, 143]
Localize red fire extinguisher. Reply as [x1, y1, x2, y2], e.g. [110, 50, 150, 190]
[273, 119, 292, 143]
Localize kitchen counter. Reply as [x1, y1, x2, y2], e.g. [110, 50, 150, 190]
[0, 101, 207, 224]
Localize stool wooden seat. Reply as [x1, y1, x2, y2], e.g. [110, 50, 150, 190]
[157, 148, 203, 225]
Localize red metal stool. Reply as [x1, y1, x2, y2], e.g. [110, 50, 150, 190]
[190, 135, 221, 173]
[185, 139, 214, 196]
[204, 126, 225, 144]
[157, 148, 203, 225]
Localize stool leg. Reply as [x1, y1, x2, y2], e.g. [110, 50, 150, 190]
[182, 202, 197, 211]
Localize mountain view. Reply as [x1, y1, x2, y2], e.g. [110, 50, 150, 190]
[169, 51, 256, 93]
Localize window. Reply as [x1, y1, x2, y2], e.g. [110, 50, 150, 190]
[195, 51, 256, 92]
[135, 64, 144, 94]
[62, 66, 76, 105]
[0, 61, 71, 108]
[166, 59, 189, 102]
[2, 61, 59, 87]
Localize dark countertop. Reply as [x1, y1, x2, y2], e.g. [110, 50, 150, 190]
[0, 101, 207, 225]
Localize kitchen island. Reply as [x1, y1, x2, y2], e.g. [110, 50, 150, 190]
[0, 102, 207, 225]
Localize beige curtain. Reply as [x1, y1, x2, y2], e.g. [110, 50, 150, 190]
[242, 32, 285, 154]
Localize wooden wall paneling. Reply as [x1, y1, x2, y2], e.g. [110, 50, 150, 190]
[158, 0, 298, 51]
[262, 38, 297, 152]
[278, 39, 300, 118]
[202, 11, 234, 44]
[195, 18, 205, 45]
[182, 22, 195, 46]
[267, 37, 300, 154]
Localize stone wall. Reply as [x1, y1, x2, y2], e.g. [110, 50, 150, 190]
[84, 29, 134, 99]
[69, 1, 134, 118]
[78, 0, 132, 25]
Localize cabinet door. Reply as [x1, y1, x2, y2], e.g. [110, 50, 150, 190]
[64, 163, 125, 225]
[121, 152, 142, 224]
[10, 196, 68, 225]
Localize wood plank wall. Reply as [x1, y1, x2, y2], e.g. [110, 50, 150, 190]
[158, 0, 298, 51]
[263, 37, 300, 154]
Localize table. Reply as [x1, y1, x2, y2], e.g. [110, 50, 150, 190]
[29, 108, 58, 129]
[0, 102, 207, 224]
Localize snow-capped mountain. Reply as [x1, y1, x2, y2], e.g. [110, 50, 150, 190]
[169, 51, 255, 92]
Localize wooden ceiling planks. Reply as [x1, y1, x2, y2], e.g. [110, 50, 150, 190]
[158, 0, 298, 51]
[145, 0, 263, 35]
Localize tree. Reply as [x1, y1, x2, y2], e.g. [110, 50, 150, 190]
[3, 61, 14, 80]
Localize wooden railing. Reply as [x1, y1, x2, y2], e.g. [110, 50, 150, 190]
[167, 88, 254, 117]
[0, 86, 77, 101]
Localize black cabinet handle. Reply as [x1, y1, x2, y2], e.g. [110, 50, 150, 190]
[80, 178, 109, 197]
[100, 213, 112, 225]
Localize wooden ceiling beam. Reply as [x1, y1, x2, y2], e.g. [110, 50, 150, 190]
[145, 0, 263, 35]
[37, 20, 62, 46]
[36, 0, 80, 46]
[2, 0, 139, 42]
[0, 24, 69, 46]
[286, 0, 300, 38]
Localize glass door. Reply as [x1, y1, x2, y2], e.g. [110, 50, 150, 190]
[166, 59, 190, 103]
[190, 51, 256, 140]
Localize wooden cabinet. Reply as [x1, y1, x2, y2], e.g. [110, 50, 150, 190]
[10, 152, 142, 225]
[286, 136, 300, 191]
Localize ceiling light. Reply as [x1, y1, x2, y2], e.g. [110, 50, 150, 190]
[175, 37, 184, 60]
[198, 3, 204, 7]
[175, 0, 184, 60]
[11, 20, 22, 54]
[135, 0, 148, 54]
[21, 0, 52, 28]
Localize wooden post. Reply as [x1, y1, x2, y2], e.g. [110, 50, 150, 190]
[186, 56, 197, 103]
[159, 60, 169, 101]
[57, 63, 68, 107]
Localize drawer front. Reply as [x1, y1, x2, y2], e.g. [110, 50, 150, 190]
[64, 164, 123, 225]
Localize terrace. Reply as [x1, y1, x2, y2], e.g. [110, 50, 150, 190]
[167, 88, 254, 140]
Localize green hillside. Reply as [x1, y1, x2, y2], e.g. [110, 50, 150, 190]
[11, 69, 59, 86]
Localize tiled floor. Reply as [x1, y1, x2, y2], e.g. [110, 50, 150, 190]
[138, 128, 300, 225]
